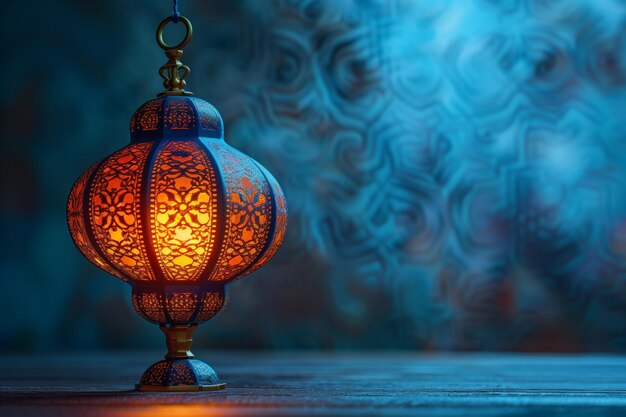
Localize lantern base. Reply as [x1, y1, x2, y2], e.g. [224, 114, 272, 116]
[136, 358, 226, 392]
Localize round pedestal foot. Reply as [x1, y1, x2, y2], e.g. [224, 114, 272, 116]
[136, 358, 226, 392]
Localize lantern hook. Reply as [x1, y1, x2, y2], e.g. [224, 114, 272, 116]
[156, 15, 193, 97]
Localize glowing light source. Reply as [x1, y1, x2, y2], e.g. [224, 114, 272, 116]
[66, 13, 287, 391]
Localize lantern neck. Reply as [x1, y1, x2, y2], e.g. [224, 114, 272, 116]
[155, 16, 194, 97]
[161, 324, 197, 359]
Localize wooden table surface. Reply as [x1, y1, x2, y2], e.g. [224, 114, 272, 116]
[1, 352, 625, 416]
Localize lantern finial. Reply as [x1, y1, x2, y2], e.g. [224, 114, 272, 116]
[156, 15, 193, 97]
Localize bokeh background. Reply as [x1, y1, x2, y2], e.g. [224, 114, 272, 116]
[2, 0, 626, 352]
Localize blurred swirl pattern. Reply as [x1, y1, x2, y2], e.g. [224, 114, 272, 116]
[2, 0, 626, 351]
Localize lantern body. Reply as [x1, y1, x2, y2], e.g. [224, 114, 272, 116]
[67, 96, 287, 390]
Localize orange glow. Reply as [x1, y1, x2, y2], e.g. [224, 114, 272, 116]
[67, 165, 121, 279]
[90, 143, 154, 281]
[68, 96, 287, 325]
[99, 405, 250, 417]
[151, 141, 218, 280]
[68, 138, 284, 284]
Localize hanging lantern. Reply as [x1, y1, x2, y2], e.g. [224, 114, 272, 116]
[66, 11, 287, 391]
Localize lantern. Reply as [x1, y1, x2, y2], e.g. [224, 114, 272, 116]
[66, 13, 287, 391]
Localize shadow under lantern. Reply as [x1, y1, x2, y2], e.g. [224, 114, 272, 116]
[66, 14, 287, 391]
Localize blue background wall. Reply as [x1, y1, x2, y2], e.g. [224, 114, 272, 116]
[2, 0, 626, 351]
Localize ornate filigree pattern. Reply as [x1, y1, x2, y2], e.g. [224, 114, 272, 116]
[150, 141, 218, 281]
[67, 165, 122, 279]
[89, 143, 154, 280]
[139, 359, 220, 388]
[132, 292, 167, 323]
[70, 135, 285, 286]
[164, 98, 196, 130]
[166, 292, 199, 322]
[246, 168, 288, 275]
[132, 290, 224, 324]
[71, 97, 286, 337]
[195, 292, 226, 322]
[170, 361, 197, 385]
[207, 142, 273, 281]
[140, 360, 169, 386]
[192, 98, 221, 131]
[131, 97, 223, 139]
[130, 98, 163, 133]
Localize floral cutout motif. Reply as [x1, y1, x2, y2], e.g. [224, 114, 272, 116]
[166, 292, 199, 322]
[207, 143, 272, 281]
[132, 292, 167, 323]
[196, 292, 225, 322]
[151, 141, 218, 280]
[164, 98, 196, 130]
[246, 168, 288, 276]
[192, 98, 221, 131]
[130, 97, 163, 132]
[93, 190, 135, 232]
[229, 177, 268, 258]
[132, 290, 224, 324]
[89, 143, 154, 280]
[67, 165, 122, 279]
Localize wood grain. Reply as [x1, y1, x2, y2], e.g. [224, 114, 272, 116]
[1, 352, 625, 416]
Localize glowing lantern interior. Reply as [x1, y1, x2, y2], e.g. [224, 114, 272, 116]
[67, 96, 287, 323]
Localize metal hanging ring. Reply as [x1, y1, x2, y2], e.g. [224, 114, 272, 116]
[156, 16, 192, 50]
